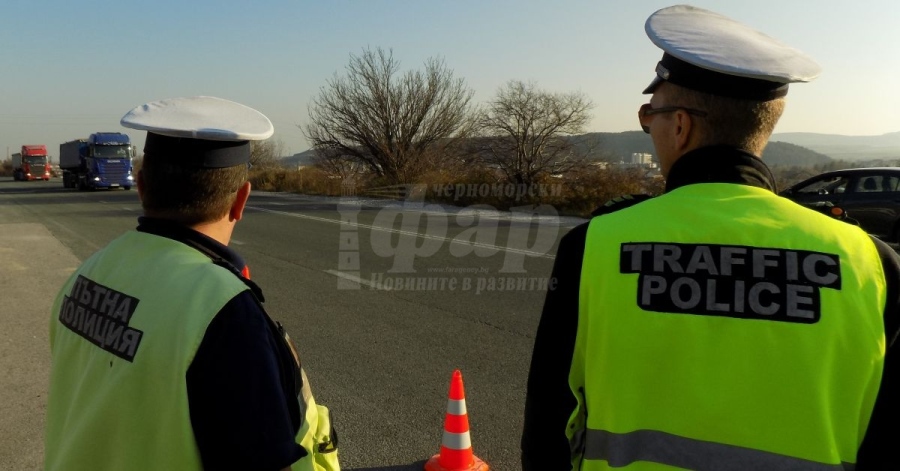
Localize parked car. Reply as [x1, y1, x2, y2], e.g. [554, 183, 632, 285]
[780, 168, 900, 242]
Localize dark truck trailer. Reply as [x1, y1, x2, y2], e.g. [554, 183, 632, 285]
[60, 133, 134, 190]
[12, 145, 51, 181]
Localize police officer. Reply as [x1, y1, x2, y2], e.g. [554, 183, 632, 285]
[45, 96, 338, 470]
[522, 6, 898, 470]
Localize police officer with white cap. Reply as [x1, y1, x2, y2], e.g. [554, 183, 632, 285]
[522, 6, 898, 470]
[45, 96, 338, 471]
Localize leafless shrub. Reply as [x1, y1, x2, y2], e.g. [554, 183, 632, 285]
[250, 167, 343, 196]
[313, 148, 369, 181]
[305, 47, 476, 183]
[474, 80, 594, 186]
[250, 139, 285, 170]
[0, 160, 13, 177]
[558, 165, 664, 217]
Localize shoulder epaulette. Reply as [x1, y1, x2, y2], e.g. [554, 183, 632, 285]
[590, 194, 654, 217]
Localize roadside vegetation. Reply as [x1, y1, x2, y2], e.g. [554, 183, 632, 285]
[4, 48, 895, 218]
[252, 156, 884, 218]
[242, 47, 898, 217]
[246, 47, 666, 217]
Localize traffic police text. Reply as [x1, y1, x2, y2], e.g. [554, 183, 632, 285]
[620, 243, 841, 323]
[59, 275, 143, 361]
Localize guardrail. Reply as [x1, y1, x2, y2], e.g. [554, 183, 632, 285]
[360, 184, 426, 201]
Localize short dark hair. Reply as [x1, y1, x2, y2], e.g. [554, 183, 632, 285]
[139, 156, 248, 225]
[669, 84, 785, 155]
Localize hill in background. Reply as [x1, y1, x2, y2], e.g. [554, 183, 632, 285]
[280, 150, 317, 168]
[771, 131, 900, 161]
[579, 131, 831, 167]
[281, 130, 900, 168]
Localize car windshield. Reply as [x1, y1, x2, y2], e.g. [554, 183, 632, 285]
[93, 145, 131, 158]
[794, 176, 848, 195]
[24, 156, 47, 166]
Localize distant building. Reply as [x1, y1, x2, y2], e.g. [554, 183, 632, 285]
[595, 152, 658, 170]
[629, 153, 654, 166]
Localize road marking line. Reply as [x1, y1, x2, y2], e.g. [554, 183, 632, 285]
[246, 206, 555, 259]
[231, 239, 245, 245]
[323, 270, 388, 290]
[256, 192, 584, 227]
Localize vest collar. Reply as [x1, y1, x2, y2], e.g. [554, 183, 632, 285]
[137, 216, 247, 271]
[136, 217, 266, 302]
[665, 146, 777, 194]
[136, 217, 247, 274]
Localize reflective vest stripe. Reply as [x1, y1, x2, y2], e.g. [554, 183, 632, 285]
[446, 398, 467, 415]
[577, 428, 855, 471]
[442, 430, 472, 450]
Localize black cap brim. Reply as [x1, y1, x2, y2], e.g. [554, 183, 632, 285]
[643, 53, 789, 100]
[642, 75, 665, 95]
[144, 133, 250, 168]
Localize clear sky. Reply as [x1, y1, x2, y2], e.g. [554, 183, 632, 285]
[2, 0, 898, 159]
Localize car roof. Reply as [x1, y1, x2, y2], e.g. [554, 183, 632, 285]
[795, 168, 900, 182]
[817, 167, 900, 174]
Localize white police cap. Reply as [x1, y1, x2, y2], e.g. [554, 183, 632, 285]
[643, 5, 821, 100]
[120, 96, 274, 168]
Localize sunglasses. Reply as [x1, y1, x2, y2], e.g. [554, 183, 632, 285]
[639, 103, 707, 133]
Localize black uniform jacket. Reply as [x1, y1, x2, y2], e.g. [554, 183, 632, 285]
[521, 147, 900, 470]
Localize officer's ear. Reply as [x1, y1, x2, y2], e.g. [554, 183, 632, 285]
[673, 110, 694, 151]
[230, 181, 251, 222]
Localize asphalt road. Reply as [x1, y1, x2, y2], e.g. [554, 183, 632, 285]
[0, 178, 586, 471]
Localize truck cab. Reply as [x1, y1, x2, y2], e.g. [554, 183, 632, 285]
[60, 133, 135, 190]
[12, 145, 51, 181]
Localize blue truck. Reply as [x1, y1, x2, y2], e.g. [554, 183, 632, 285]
[60, 132, 135, 190]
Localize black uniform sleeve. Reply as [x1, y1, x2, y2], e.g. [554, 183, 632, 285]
[521, 222, 589, 471]
[187, 291, 306, 471]
[856, 237, 900, 469]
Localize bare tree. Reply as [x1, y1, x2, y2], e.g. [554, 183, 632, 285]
[250, 138, 285, 169]
[475, 80, 593, 185]
[313, 148, 366, 181]
[304, 47, 476, 183]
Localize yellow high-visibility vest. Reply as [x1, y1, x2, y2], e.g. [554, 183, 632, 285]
[569, 184, 886, 471]
[46, 231, 335, 470]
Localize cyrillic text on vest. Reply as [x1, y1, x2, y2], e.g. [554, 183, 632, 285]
[58, 275, 143, 361]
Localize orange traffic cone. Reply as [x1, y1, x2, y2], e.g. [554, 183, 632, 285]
[425, 369, 490, 471]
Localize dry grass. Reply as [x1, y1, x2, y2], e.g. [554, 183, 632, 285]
[251, 164, 666, 218]
[557, 166, 666, 217]
[417, 166, 666, 217]
[250, 167, 345, 196]
[0, 160, 13, 177]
